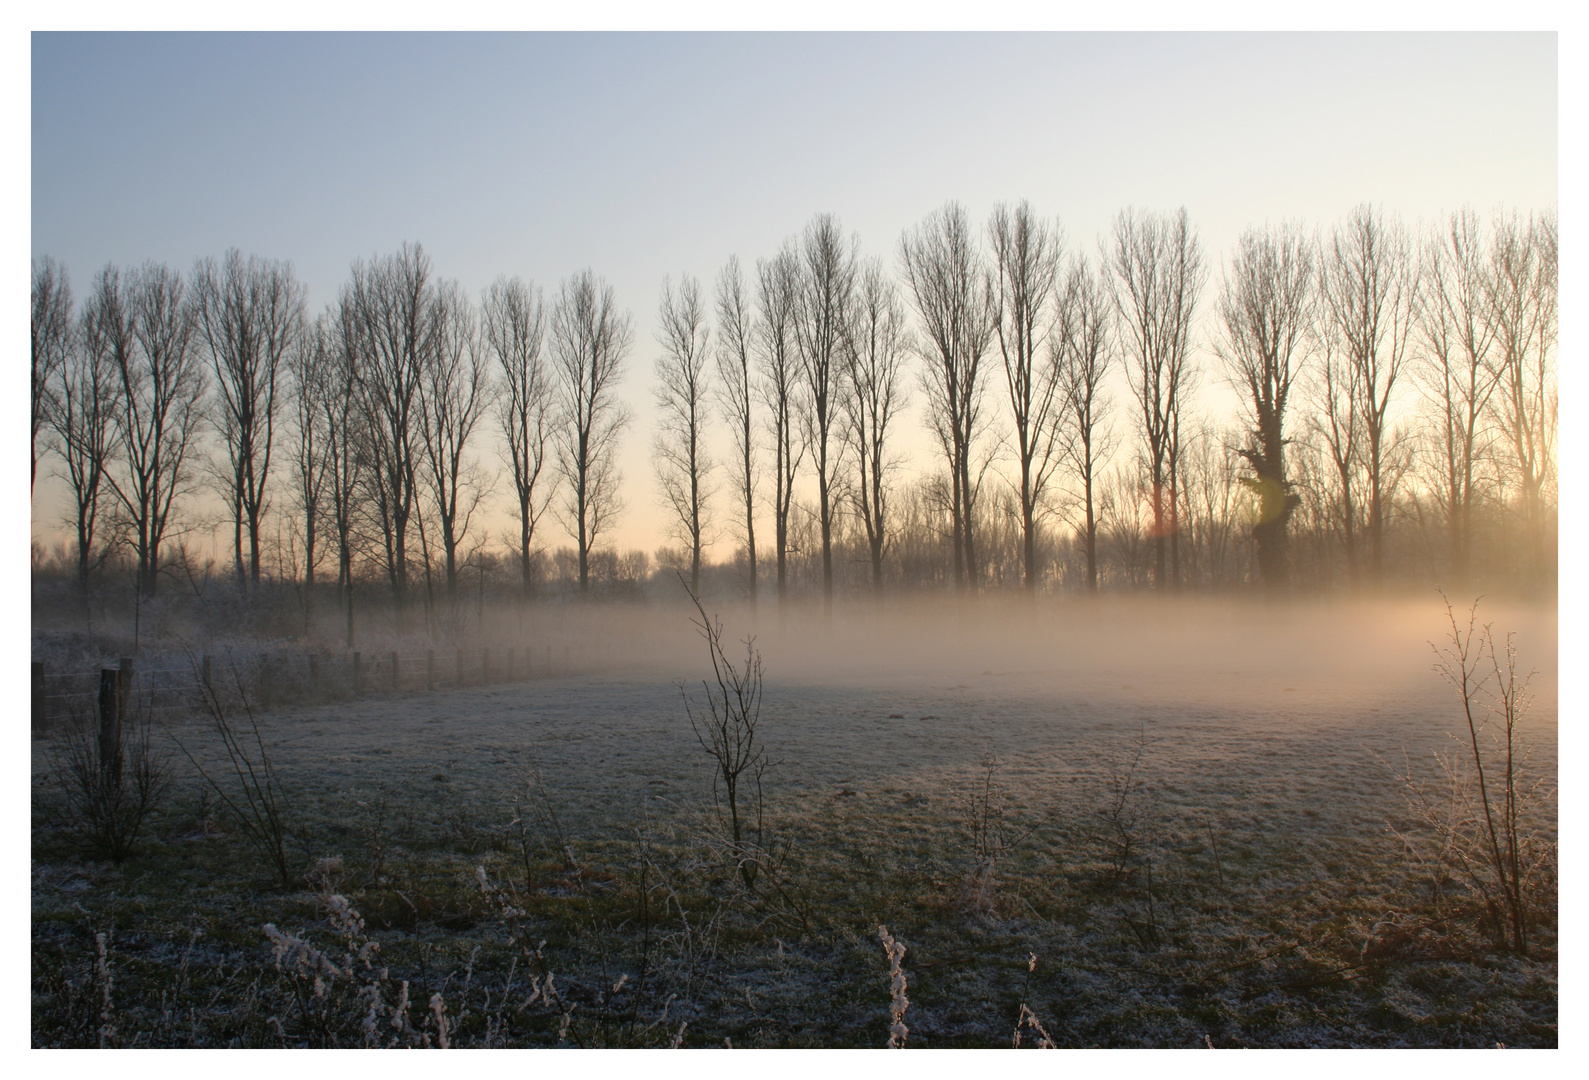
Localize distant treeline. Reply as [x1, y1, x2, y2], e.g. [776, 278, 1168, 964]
[31, 200, 1556, 635]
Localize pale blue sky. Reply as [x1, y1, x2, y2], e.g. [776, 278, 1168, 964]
[30, 31, 1558, 555]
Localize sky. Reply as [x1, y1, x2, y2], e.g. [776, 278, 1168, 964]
[28, 31, 1559, 561]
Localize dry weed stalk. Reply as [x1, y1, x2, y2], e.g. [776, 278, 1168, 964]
[94, 931, 115, 1048]
[1012, 953, 1056, 1048]
[1013, 1005, 1055, 1048]
[477, 863, 692, 1047]
[429, 993, 450, 1048]
[474, 866, 577, 1040]
[262, 893, 440, 1047]
[877, 924, 909, 1048]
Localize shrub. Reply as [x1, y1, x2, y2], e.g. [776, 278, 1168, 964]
[176, 651, 303, 888]
[1391, 595, 1557, 956]
[47, 706, 171, 863]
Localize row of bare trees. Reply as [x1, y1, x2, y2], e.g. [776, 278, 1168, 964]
[32, 245, 636, 637]
[35, 259, 223, 603]
[292, 251, 637, 630]
[33, 200, 1556, 628]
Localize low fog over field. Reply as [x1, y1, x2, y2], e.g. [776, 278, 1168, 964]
[143, 592, 1557, 845]
[630, 592, 1558, 698]
[33, 591, 1558, 1048]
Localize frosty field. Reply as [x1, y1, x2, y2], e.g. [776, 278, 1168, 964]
[31, 596, 1558, 1048]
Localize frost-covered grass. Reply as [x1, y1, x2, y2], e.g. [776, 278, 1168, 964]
[31, 596, 1557, 1047]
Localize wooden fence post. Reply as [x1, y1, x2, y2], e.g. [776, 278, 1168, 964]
[32, 661, 44, 730]
[426, 649, 435, 692]
[353, 651, 362, 695]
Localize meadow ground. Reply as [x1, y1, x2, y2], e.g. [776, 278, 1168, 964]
[31, 594, 1558, 1048]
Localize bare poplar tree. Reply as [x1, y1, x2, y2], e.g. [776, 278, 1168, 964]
[417, 280, 490, 599]
[714, 256, 759, 607]
[1318, 204, 1419, 588]
[843, 256, 910, 593]
[1054, 255, 1115, 591]
[193, 250, 305, 587]
[482, 275, 556, 596]
[755, 243, 804, 605]
[1485, 209, 1556, 584]
[286, 314, 335, 612]
[793, 214, 857, 612]
[551, 269, 633, 593]
[342, 243, 432, 619]
[33, 257, 73, 497]
[900, 201, 996, 591]
[1309, 326, 1365, 585]
[1106, 207, 1205, 591]
[325, 303, 366, 632]
[1178, 419, 1246, 586]
[1418, 209, 1503, 588]
[49, 276, 118, 605]
[989, 201, 1065, 591]
[103, 264, 206, 595]
[1214, 222, 1314, 591]
[653, 273, 715, 593]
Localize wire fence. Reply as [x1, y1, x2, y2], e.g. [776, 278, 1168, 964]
[31, 635, 633, 733]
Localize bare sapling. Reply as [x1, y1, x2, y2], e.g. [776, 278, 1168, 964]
[49, 706, 171, 863]
[1089, 726, 1169, 947]
[961, 754, 1043, 913]
[508, 753, 571, 887]
[177, 651, 303, 888]
[678, 580, 769, 889]
[1096, 725, 1157, 888]
[1418, 593, 1554, 956]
